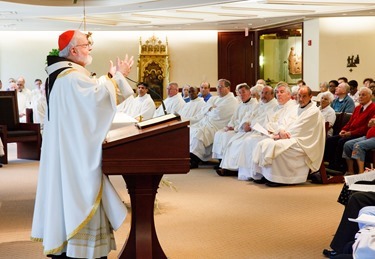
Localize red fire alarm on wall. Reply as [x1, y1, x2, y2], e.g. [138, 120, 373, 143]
[308, 40, 312, 46]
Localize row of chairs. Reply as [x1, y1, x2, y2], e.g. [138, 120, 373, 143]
[318, 112, 351, 184]
[0, 91, 41, 164]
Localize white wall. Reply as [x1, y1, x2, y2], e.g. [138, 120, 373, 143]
[0, 31, 218, 94]
[319, 17, 375, 86]
[303, 19, 320, 90]
[2, 19, 375, 94]
[304, 17, 375, 90]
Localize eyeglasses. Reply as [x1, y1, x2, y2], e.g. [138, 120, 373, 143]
[74, 43, 92, 49]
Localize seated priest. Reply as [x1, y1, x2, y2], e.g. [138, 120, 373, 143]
[212, 83, 259, 161]
[218, 85, 277, 179]
[117, 82, 155, 121]
[178, 86, 206, 121]
[237, 82, 298, 181]
[252, 86, 326, 187]
[153, 82, 185, 117]
[189, 79, 238, 168]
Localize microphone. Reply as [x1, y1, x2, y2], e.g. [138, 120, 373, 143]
[125, 76, 167, 115]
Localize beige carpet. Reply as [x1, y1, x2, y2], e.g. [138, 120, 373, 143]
[0, 144, 344, 259]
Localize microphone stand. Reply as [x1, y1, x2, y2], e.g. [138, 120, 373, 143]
[147, 86, 167, 115]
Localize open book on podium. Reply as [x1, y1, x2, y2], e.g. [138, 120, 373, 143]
[135, 113, 181, 129]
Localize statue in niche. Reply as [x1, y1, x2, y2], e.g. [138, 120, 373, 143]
[288, 47, 302, 75]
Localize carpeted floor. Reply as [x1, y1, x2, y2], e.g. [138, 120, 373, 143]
[0, 144, 344, 259]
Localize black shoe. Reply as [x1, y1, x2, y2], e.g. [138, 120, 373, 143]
[309, 172, 322, 184]
[322, 249, 337, 258]
[190, 161, 199, 169]
[0, 163, 2, 168]
[225, 169, 238, 176]
[213, 164, 221, 170]
[265, 181, 288, 187]
[216, 168, 226, 176]
[190, 153, 201, 169]
[253, 177, 268, 184]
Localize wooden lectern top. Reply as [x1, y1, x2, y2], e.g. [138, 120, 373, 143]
[102, 118, 190, 175]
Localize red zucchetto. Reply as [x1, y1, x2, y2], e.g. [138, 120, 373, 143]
[58, 30, 75, 51]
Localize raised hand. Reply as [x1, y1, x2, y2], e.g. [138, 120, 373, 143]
[116, 54, 134, 77]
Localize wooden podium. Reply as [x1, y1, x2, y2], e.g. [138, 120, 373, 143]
[102, 119, 190, 259]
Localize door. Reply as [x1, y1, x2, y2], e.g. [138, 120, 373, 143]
[218, 31, 257, 92]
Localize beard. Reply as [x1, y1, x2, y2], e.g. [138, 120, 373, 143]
[76, 54, 93, 66]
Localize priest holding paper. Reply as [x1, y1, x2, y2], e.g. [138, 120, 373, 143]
[252, 86, 326, 186]
[218, 85, 277, 179]
[237, 82, 297, 181]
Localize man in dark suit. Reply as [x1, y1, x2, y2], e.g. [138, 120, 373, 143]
[323, 190, 375, 258]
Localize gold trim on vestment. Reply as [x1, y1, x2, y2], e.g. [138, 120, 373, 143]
[67, 179, 103, 240]
[57, 68, 77, 78]
[30, 178, 104, 255]
[107, 75, 119, 104]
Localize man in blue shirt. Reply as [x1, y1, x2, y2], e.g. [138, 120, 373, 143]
[198, 81, 212, 102]
[331, 82, 355, 113]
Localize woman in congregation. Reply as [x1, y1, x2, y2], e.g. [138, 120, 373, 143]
[320, 91, 336, 137]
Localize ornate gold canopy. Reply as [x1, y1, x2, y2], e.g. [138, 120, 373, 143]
[137, 35, 170, 101]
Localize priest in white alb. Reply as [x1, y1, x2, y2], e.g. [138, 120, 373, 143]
[178, 86, 206, 121]
[118, 82, 156, 121]
[253, 86, 326, 186]
[153, 82, 185, 117]
[237, 82, 298, 181]
[212, 83, 258, 160]
[31, 30, 134, 258]
[189, 79, 238, 168]
[218, 85, 277, 178]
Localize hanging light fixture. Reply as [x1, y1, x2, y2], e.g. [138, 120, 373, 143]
[73, 0, 87, 31]
[73, 0, 92, 44]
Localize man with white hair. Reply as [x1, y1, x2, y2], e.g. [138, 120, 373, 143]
[256, 78, 266, 86]
[325, 87, 375, 172]
[153, 82, 185, 117]
[237, 82, 298, 181]
[31, 30, 134, 258]
[250, 84, 263, 101]
[216, 85, 277, 178]
[15, 76, 32, 122]
[189, 79, 238, 168]
[331, 82, 355, 113]
[252, 86, 326, 187]
[212, 83, 258, 161]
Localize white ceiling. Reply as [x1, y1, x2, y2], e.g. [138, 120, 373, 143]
[0, 0, 374, 31]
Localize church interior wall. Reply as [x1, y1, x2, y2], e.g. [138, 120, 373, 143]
[318, 17, 375, 87]
[0, 30, 218, 95]
[1, 17, 375, 95]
